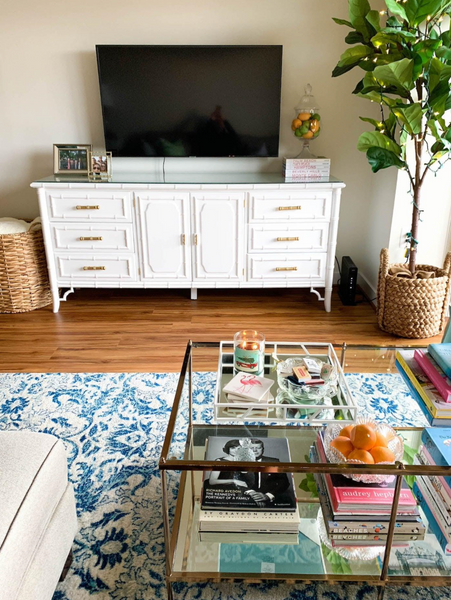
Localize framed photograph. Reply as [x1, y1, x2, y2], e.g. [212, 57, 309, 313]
[53, 144, 92, 175]
[88, 152, 112, 179]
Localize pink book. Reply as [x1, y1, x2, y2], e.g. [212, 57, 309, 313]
[316, 435, 417, 513]
[414, 349, 451, 403]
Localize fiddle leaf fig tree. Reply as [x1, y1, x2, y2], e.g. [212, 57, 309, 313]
[333, 0, 451, 275]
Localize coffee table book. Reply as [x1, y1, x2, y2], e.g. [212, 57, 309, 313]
[201, 436, 297, 512]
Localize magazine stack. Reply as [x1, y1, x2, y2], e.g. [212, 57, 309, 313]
[312, 431, 426, 548]
[414, 427, 451, 555]
[396, 345, 451, 426]
[199, 436, 300, 543]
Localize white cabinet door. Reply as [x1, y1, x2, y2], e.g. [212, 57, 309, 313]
[192, 193, 245, 281]
[137, 193, 191, 280]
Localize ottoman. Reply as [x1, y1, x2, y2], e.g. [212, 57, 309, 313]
[0, 431, 78, 600]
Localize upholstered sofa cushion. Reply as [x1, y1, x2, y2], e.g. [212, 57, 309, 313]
[0, 431, 70, 598]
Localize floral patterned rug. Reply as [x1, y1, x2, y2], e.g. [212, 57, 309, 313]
[0, 371, 446, 600]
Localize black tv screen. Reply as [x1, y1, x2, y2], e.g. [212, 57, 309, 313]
[96, 45, 283, 158]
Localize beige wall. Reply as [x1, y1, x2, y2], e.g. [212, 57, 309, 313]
[1, 0, 395, 285]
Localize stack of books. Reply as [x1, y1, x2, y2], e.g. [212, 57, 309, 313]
[283, 157, 330, 180]
[414, 427, 451, 555]
[312, 432, 426, 548]
[396, 345, 451, 426]
[199, 435, 300, 543]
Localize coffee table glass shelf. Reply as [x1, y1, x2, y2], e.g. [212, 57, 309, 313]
[159, 342, 451, 600]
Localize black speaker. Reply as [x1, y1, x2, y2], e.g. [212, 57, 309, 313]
[338, 256, 358, 306]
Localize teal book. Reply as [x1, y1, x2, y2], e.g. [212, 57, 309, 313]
[429, 344, 451, 380]
[421, 428, 451, 467]
[219, 531, 324, 575]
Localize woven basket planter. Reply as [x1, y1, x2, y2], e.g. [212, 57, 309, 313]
[0, 226, 51, 313]
[377, 248, 451, 339]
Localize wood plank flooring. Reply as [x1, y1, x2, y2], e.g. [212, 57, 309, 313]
[0, 287, 443, 373]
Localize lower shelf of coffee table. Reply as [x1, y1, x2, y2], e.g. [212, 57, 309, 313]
[167, 427, 451, 588]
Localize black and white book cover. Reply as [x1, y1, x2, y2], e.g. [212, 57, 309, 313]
[201, 436, 297, 512]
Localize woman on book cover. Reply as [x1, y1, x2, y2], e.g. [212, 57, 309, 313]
[207, 439, 250, 489]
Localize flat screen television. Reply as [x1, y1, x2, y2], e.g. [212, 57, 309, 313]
[96, 45, 283, 158]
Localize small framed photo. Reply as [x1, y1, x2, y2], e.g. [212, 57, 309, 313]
[53, 144, 92, 175]
[88, 152, 112, 179]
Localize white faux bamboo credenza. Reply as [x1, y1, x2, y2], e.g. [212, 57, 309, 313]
[31, 174, 345, 313]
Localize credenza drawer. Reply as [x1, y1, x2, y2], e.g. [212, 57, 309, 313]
[55, 254, 137, 280]
[248, 223, 329, 253]
[247, 253, 327, 281]
[46, 190, 132, 221]
[50, 223, 134, 252]
[249, 191, 331, 221]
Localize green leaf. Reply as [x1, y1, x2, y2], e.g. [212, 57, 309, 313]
[345, 31, 365, 44]
[392, 103, 424, 134]
[349, 0, 371, 38]
[405, 475, 416, 490]
[446, 94, 451, 110]
[427, 119, 443, 141]
[356, 89, 397, 106]
[382, 27, 417, 40]
[358, 131, 402, 154]
[386, 16, 403, 27]
[332, 62, 361, 77]
[437, 45, 451, 60]
[413, 38, 442, 64]
[366, 9, 381, 31]
[332, 17, 353, 27]
[404, 0, 445, 26]
[385, 0, 408, 20]
[429, 78, 451, 113]
[338, 45, 373, 67]
[373, 58, 415, 89]
[366, 147, 406, 172]
[360, 116, 383, 127]
[372, 32, 412, 47]
[428, 57, 446, 91]
[403, 443, 418, 465]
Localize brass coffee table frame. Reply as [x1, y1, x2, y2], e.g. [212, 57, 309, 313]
[159, 341, 451, 600]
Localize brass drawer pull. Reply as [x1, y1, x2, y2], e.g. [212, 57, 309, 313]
[181, 234, 186, 246]
[76, 205, 100, 210]
[278, 205, 301, 211]
[82, 266, 106, 271]
[276, 267, 298, 272]
[276, 237, 299, 242]
[79, 236, 103, 241]
[193, 234, 198, 246]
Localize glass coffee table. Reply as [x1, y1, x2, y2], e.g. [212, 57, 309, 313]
[159, 342, 451, 600]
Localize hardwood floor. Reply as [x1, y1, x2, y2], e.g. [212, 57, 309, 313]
[0, 287, 443, 373]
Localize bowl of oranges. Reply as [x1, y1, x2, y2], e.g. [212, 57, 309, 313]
[323, 418, 403, 484]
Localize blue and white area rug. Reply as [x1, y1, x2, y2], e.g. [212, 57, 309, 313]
[0, 371, 446, 600]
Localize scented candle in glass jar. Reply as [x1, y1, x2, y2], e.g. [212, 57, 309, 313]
[233, 331, 265, 375]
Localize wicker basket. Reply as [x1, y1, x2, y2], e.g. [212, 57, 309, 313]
[377, 248, 451, 339]
[0, 225, 51, 313]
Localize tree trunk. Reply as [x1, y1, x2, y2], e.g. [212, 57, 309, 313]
[408, 184, 421, 275]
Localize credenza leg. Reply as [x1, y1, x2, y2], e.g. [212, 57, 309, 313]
[324, 287, 332, 313]
[52, 288, 61, 313]
[190, 288, 198, 300]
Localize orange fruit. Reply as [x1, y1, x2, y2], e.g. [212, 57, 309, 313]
[340, 425, 354, 439]
[348, 449, 375, 464]
[298, 112, 312, 121]
[350, 424, 377, 451]
[310, 119, 320, 133]
[302, 130, 314, 139]
[374, 431, 388, 448]
[370, 446, 395, 463]
[292, 118, 302, 129]
[330, 436, 354, 458]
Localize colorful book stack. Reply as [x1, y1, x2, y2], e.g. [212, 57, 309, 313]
[283, 157, 331, 180]
[312, 432, 426, 548]
[414, 427, 451, 555]
[199, 435, 300, 543]
[396, 345, 451, 426]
